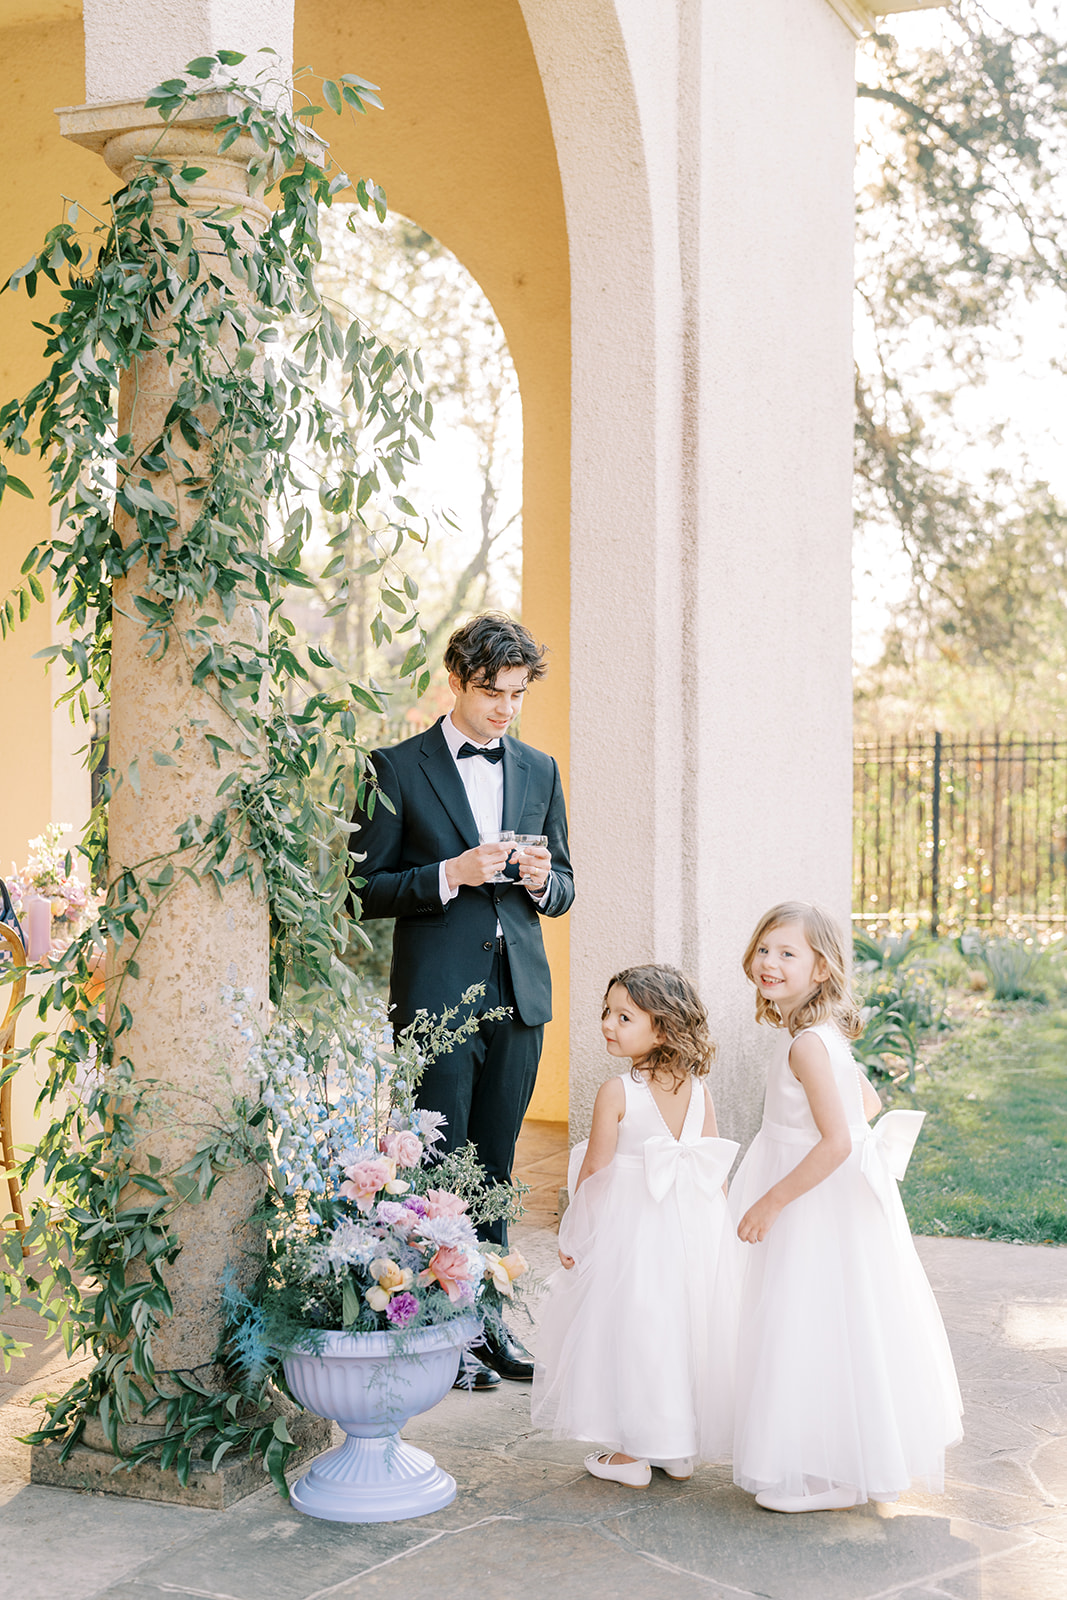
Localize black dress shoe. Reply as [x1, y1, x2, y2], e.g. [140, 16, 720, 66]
[471, 1324, 534, 1382]
[453, 1350, 501, 1391]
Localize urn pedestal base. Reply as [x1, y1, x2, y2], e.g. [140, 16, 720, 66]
[283, 1314, 479, 1524]
[288, 1432, 456, 1523]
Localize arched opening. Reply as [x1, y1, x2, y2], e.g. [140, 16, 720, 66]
[293, 0, 573, 1117]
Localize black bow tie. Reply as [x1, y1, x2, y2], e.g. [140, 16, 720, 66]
[457, 741, 504, 764]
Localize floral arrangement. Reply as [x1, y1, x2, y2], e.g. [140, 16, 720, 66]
[5, 823, 100, 944]
[224, 986, 529, 1377]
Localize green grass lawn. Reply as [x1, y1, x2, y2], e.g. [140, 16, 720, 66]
[889, 1008, 1067, 1245]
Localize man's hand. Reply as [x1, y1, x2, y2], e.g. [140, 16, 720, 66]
[519, 844, 551, 895]
[445, 842, 513, 890]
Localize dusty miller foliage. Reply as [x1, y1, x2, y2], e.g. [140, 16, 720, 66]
[855, 0, 1067, 683]
[0, 51, 437, 1493]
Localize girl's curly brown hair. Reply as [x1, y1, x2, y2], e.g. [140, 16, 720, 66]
[741, 901, 863, 1039]
[603, 964, 716, 1091]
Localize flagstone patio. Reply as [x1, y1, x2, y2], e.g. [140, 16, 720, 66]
[1, 1122, 1065, 1600]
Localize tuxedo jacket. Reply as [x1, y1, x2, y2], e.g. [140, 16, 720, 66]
[353, 717, 574, 1028]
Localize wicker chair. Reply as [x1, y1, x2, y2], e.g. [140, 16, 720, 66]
[0, 923, 28, 1239]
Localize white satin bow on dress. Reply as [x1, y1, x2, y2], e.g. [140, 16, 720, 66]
[858, 1108, 926, 1219]
[642, 1135, 740, 1203]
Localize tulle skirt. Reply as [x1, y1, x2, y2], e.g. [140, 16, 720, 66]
[729, 1129, 963, 1503]
[531, 1151, 738, 1461]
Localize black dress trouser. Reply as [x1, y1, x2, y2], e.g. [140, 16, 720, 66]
[414, 943, 543, 1248]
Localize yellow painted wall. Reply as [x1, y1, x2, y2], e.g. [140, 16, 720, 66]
[0, 0, 572, 1117]
[0, 16, 104, 875]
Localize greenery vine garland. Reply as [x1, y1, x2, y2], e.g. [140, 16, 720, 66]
[0, 52, 436, 1494]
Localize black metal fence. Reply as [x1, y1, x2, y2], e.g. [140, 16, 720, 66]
[854, 735, 1067, 933]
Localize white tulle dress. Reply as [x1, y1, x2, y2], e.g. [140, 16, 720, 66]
[531, 1072, 739, 1462]
[729, 1021, 963, 1504]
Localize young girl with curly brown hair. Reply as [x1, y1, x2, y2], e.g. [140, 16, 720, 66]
[731, 902, 962, 1513]
[531, 964, 739, 1488]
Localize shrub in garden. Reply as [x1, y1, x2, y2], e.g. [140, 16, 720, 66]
[852, 932, 948, 1084]
[957, 933, 1052, 1004]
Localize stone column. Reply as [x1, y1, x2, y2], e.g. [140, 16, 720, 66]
[31, 72, 331, 1509]
[58, 95, 273, 1374]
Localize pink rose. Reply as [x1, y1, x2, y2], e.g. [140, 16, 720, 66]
[425, 1188, 468, 1220]
[383, 1130, 424, 1170]
[417, 1244, 473, 1303]
[339, 1156, 394, 1212]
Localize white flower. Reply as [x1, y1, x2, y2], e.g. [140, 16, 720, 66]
[416, 1215, 480, 1253]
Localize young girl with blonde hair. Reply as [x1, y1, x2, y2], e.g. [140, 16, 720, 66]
[730, 902, 962, 1513]
[531, 964, 739, 1487]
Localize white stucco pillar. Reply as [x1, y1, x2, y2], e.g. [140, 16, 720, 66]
[81, 0, 293, 106]
[521, 0, 857, 1145]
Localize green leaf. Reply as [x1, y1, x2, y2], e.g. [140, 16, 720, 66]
[351, 685, 385, 713]
[322, 78, 343, 115]
[185, 56, 217, 79]
[342, 1278, 361, 1328]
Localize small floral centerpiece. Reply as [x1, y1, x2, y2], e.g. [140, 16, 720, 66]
[5, 823, 100, 947]
[225, 986, 529, 1371]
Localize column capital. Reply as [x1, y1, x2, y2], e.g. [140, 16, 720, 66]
[57, 89, 263, 158]
[56, 90, 324, 200]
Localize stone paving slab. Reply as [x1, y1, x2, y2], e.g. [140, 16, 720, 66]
[0, 1224, 1064, 1600]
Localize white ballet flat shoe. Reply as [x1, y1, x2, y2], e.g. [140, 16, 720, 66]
[584, 1450, 651, 1487]
[650, 1457, 695, 1481]
[755, 1486, 859, 1513]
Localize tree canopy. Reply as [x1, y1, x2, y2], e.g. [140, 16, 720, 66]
[855, 0, 1067, 733]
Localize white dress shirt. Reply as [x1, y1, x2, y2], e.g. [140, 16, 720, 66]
[437, 712, 551, 912]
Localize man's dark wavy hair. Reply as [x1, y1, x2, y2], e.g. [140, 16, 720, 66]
[443, 612, 548, 689]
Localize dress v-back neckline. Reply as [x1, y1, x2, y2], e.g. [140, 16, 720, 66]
[639, 1073, 698, 1143]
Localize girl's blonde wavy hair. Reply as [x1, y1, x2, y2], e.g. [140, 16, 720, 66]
[742, 902, 863, 1039]
[603, 964, 716, 1091]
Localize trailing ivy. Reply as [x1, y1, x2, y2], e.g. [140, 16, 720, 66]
[0, 52, 435, 1492]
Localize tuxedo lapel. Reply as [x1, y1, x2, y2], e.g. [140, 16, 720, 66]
[419, 721, 481, 850]
[501, 739, 531, 832]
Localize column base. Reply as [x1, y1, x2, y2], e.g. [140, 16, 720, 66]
[29, 1410, 333, 1510]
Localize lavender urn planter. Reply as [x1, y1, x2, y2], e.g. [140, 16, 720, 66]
[282, 1314, 479, 1523]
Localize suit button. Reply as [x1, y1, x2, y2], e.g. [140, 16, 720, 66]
[482, 941, 493, 951]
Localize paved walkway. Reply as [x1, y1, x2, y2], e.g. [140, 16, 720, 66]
[1, 1125, 1065, 1600]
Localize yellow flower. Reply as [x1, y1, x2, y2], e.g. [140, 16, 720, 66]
[365, 1284, 392, 1312]
[482, 1251, 513, 1296]
[370, 1257, 413, 1294]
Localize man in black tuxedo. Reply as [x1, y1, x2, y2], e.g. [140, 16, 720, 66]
[353, 614, 574, 1384]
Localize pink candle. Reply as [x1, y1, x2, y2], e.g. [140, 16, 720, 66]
[24, 895, 52, 961]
